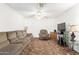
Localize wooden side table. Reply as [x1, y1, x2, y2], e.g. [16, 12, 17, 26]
[50, 32, 57, 40]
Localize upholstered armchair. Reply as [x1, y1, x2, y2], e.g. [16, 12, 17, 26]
[39, 29, 49, 40]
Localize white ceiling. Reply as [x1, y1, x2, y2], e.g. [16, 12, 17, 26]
[6, 3, 77, 19]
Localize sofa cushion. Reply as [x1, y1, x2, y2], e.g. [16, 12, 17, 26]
[7, 31, 18, 43]
[0, 32, 9, 49]
[0, 32, 7, 43]
[25, 33, 33, 40]
[0, 40, 9, 49]
[22, 30, 27, 38]
[7, 31, 17, 39]
[16, 30, 24, 39]
[0, 44, 22, 55]
[9, 38, 23, 44]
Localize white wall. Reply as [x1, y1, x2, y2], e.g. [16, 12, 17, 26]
[55, 4, 79, 52]
[0, 4, 25, 32]
[0, 3, 57, 37]
[55, 4, 79, 25]
[25, 18, 57, 37]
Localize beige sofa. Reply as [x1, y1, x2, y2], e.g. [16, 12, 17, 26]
[0, 29, 33, 55]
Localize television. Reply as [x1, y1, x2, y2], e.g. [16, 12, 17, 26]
[57, 23, 66, 31]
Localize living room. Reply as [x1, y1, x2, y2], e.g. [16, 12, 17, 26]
[0, 2, 79, 55]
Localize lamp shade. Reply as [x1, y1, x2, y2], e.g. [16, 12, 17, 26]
[70, 25, 79, 32]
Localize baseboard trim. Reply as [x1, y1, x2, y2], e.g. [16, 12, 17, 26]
[34, 37, 39, 39]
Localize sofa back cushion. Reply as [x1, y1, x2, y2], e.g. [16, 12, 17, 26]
[22, 30, 27, 37]
[7, 31, 18, 43]
[16, 30, 24, 39]
[0, 32, 9, 49]
[40, 29, 48, 34]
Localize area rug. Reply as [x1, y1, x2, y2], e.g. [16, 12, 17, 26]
[21, 38, 79, 55]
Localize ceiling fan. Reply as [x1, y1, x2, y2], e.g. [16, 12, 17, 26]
[23, 3, 49, 19]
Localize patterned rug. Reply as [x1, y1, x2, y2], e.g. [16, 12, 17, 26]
[21, 38, 79, 55]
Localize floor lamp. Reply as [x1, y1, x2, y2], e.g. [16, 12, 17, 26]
[70, 25, 79, 50]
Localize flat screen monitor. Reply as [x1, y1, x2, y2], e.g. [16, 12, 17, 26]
[57, 23, 66, 31]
